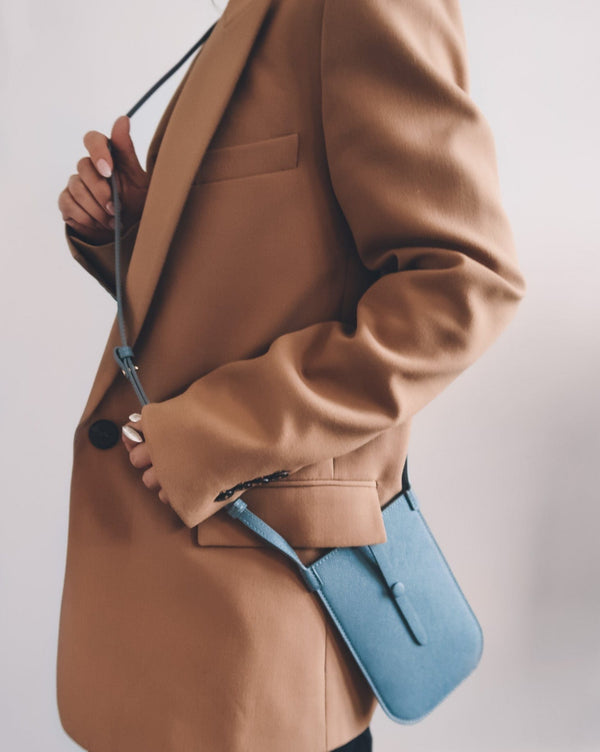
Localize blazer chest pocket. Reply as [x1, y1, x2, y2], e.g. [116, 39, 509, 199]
[192, 131, 299, 184]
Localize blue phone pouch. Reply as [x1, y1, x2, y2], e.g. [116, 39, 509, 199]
[224, 467, 483, 724]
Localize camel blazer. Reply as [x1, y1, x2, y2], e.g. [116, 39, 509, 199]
[57, 0, 527, 750]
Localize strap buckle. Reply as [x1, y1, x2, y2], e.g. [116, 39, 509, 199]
[113, 345, 139, 376]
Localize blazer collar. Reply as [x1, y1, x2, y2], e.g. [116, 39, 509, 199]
[79, 0, 273, 426]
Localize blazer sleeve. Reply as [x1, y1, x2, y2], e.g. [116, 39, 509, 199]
[140, 0, 527, 529]
[65, 219, 141, 299]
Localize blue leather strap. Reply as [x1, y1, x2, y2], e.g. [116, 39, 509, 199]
[366, 540, 428, 645]
[112, 344, 149, 406]
[226, 498, 323, 592]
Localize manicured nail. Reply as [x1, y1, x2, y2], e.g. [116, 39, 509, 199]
[106, 201, 115, 215]
[97, 158, 112, 178]
[122, 425, 144, 443]
[129, 412, 142, 422]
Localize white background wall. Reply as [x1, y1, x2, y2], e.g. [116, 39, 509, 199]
[1, 1, 598, 750]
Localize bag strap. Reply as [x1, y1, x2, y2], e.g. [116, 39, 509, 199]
[226, 497, 324, 592]
[109, 20, 219, 406]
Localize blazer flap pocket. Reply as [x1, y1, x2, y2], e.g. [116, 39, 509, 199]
[193, 132, 299, 184]
[196, 480, 387, 549]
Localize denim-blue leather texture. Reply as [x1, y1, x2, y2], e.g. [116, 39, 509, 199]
[226, 484, 483, 724]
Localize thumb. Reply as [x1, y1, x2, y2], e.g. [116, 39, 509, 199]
[109, 115, 145, 180]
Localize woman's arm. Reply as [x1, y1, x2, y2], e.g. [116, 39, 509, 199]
[140, 0, 527, 529]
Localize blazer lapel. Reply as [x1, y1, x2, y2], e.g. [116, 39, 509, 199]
[78, 0, 273, 425]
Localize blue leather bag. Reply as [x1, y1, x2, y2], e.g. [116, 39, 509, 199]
[224, 460, 483, 724]
[105, 20, 483, 724]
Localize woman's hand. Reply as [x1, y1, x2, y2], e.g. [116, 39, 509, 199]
[121, 412, 171, 506]
[58, 114, 149, 245]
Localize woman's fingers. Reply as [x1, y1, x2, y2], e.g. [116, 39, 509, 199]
[126, 442, 152, 468]
[121, 421, 148, 463]
[122, 424, 144, 445]
[76, 156, 115, 218]
[141, 465, 161, 491]
[109, 115, 146, 184]
[120, 418, 170, 505]
[59, 186, 100, 231]
[121, 420, 150, 470]
[83, 128, 113, 178]
[58, 157, 116, 246]
[58, 185, 114, 243]
[67, 167, 113, 229]
[157, 488, 170, 505]
[59, 120, 148, 243]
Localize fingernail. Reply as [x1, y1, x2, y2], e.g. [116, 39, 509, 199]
[129, 412, 142, 422]
[122, 425, 144, 443]
[97, 158, 112, 178]
[106, 201, 115, 215]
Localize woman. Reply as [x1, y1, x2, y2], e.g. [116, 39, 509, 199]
[56, 0, 526, 750]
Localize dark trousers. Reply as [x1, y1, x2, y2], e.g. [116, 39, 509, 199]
[331, 725, 372, 751]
